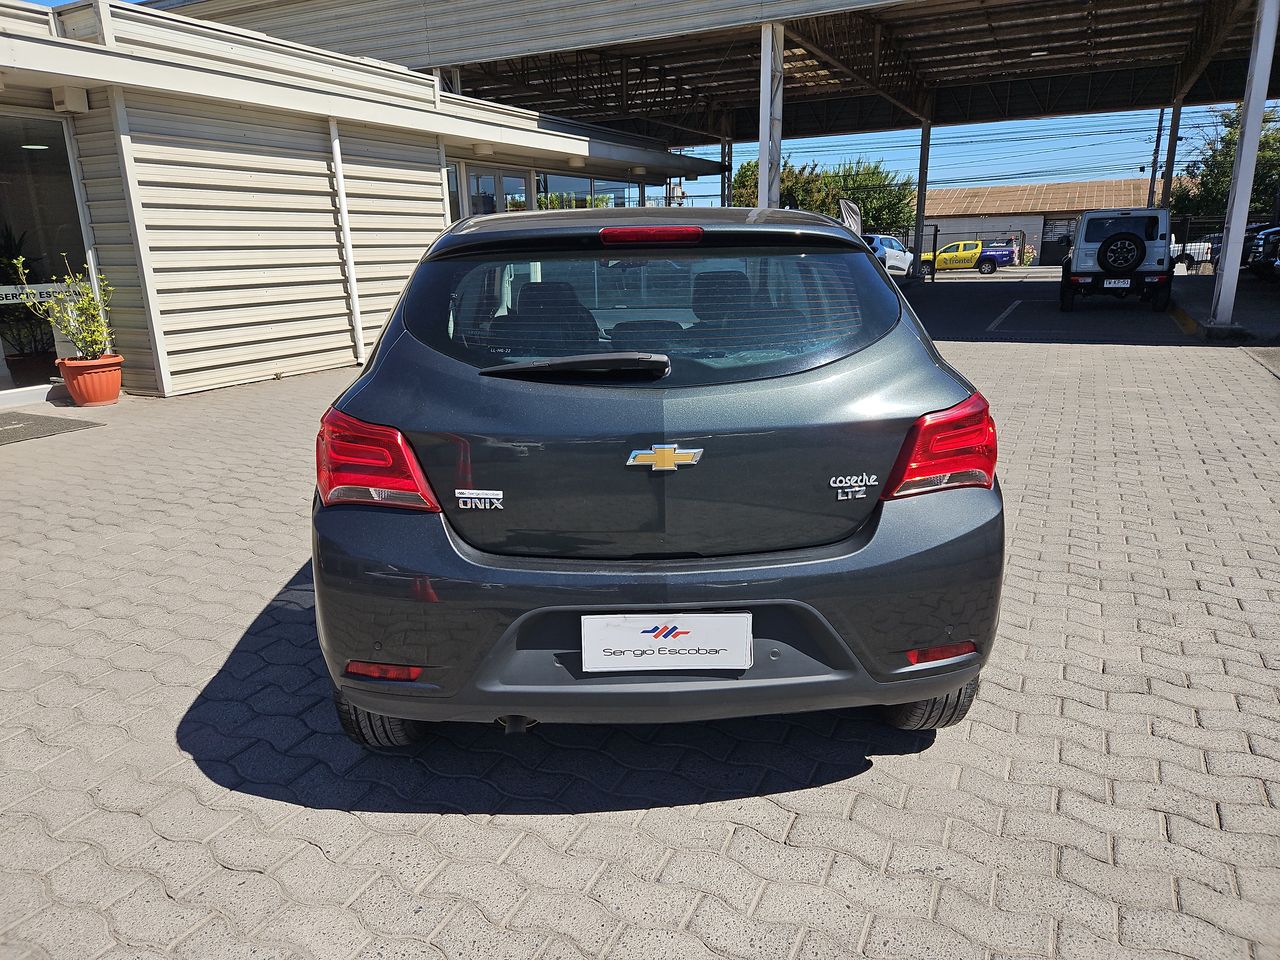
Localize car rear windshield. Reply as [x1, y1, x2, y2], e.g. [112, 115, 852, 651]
[1084, 216, 1160, 242]
[400, 245, 901, 386]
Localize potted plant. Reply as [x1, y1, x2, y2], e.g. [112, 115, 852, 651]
[12, 255, 120, 406]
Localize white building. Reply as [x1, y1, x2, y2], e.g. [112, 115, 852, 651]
[0, 0, 717, 405]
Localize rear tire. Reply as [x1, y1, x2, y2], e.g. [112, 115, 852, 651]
[334, 688, 426, 747]
[920, 262, 934, 277]
[881, 676, 979, 730]
[1151, 283, 1172, 312]
[977, 259, 997, 275]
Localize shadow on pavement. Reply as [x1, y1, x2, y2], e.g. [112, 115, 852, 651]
[905, 275, 1206, 346]
[177, 564, 934, 814]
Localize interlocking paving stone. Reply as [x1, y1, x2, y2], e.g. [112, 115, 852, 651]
[1, 336, 1278, 958]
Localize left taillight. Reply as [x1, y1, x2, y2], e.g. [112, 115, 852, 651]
[883, 392, 997, 499]
[316, 408, 441, 511]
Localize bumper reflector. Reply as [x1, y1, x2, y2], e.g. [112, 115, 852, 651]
[906, 641, 977, 665]
[345, 660, 423, 681]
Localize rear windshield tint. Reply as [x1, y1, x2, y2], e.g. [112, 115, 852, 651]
[400, 246, 901, 385]
[1084, 216, 1159, 242]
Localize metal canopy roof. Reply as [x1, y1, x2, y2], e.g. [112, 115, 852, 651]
[459, 0, 1275, 146]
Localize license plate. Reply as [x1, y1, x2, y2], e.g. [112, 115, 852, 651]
[1103, 279, 1130, 288]
[581, 614, 753, 672]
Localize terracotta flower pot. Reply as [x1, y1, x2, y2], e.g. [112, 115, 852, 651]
[56, 354, 123, 407]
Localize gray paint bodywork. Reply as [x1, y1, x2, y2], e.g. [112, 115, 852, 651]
[314, 207, 1004, 724]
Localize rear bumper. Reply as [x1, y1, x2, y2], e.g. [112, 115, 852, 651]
[312, 485, 1004, 724]
[1064, 271, 1170, 294]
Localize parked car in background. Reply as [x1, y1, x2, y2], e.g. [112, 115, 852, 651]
[862, 234, 914, 275]
[919, 240, 1016, 276]
[1249, 226, 1280, 281]
[1059, 207, 1173, 312]
[314, 207, 1004, 748]
[1168, 236, 1212, 268]
[1201, 227, 1267, 271]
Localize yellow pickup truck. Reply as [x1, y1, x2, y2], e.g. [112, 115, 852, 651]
[920, 241, 1017, 276]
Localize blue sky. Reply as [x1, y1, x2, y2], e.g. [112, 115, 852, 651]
[674, 102, 1267, 204]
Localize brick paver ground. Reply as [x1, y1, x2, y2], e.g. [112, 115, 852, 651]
[1, 339, 1278, 959]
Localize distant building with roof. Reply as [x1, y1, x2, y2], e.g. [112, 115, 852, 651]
[920, 178, 1154, 265]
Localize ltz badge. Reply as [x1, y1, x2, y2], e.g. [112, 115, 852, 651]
[830, 473, 879, 500]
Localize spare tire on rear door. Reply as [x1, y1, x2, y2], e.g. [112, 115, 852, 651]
[1097, 232, 1145, 274]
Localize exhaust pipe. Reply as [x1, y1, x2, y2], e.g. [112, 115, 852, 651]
[498, 715, 533, 735]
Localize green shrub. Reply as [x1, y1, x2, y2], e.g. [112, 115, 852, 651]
[12, 255, 114, 361]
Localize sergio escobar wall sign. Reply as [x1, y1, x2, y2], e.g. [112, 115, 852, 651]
[0, 284, 65, 305]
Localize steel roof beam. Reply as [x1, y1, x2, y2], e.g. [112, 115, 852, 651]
[1175, 0, 1256, 98]
[473, 53, 724, 141]
[784, 13, 929, 121]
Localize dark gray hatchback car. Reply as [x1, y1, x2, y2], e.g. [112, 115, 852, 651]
[313, 207, 1003, 748]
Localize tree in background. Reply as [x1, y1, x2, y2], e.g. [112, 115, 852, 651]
[1170, 105, 1280, 218]
[731, 158, 915, 231]
[731, 159, 833, 214]
[824, 160, 917, 232]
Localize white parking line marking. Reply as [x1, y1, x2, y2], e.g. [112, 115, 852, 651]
[987, 300, 1022, 331]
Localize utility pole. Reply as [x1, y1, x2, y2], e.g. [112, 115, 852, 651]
[1147, 107, 1165, 208]
[911, 116, 932, 276]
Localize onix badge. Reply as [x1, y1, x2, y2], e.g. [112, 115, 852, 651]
[626, 444, 703, 472]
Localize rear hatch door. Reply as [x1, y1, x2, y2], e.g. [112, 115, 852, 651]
[348, 225, 968, 559]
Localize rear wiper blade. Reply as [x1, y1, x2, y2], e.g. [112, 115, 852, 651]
[479, 352, 671, 380]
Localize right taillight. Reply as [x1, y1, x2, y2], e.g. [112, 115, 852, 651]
[883, 392, 997, 499]
[316, 408, 441, 511]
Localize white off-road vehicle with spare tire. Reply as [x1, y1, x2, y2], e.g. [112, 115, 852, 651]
[1059, 208, 1174, 313]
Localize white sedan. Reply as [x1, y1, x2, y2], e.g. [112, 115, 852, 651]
[863, 234, 914, 275]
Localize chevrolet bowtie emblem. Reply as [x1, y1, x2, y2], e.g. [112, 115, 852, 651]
[626, 444, 703, 471]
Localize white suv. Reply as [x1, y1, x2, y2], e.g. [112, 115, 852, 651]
[862, 234, 914, 275]
[1059, 208, 1173, 312]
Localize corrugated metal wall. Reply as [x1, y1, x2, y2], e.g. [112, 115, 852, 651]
[123, 91, 352, 394]
[0, 0, 51, 37]
[145, 0, 432, 68]
[0, 85, 53, 112]
[108, 4, 441, 115]
[119, 92, 444, 394]
[150, 0, 898, 68]
[71, 91, 160, 395]
[335, 122, 445, 352]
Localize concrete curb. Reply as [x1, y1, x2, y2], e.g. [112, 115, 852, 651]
[1169, 302, 1250, 341]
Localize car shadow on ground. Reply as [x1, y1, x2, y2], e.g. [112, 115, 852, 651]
[904, 275, 1208, 346]
[177, 563, 935, 814]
